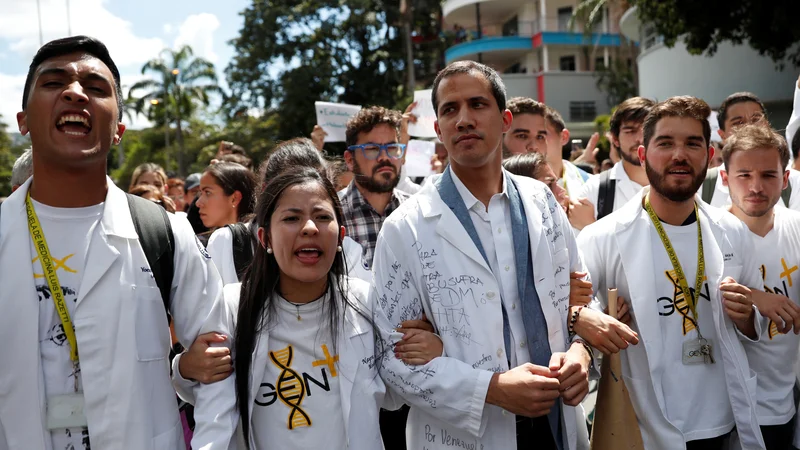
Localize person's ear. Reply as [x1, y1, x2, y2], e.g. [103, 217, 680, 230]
[560, 128, 571, 146]
[114, 123, 126, 145]
[344, 151, 355, 172]
[232, 190, 243, 208]
[17, 111, 29, 135]
[720, 168, 729, 187]
[339, 226, 346, 243]
[637, 145, 646, 165]
[257, 227, 271, 251]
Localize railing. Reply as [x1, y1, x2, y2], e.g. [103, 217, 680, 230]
[442, 16, 611, 46]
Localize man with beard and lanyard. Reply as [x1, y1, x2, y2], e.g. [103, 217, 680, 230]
[338, 105, 411, 449]
[577, 97, 655, 220]
[578, 96, 767, 449]
[719, 124, 800, 450]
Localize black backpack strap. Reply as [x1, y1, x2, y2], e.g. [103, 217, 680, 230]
[226, 222, 255, 281]
[596, 170, 616, 219]
[127, 194, 175, 316]
[701, 168, 719, 204]
[782, 182, 793, 207]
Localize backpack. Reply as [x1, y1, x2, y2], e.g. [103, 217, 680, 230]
[701, 168, 793, 205]
[225, 222, 255, 281]
[596, 170, 617, 219]
[126, 194, 174, 317]
[0, 194, 175, 317]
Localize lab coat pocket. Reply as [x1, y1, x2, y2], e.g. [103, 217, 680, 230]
[744, 370, 758, 407]
[152, 417, 185, 450]
[134, 286, 170, 362]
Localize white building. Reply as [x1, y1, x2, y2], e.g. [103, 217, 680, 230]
[619, 6, 797, 129]
[443, 0, 634, 139]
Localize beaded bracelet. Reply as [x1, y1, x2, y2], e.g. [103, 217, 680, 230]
[568, 305, 584, 337]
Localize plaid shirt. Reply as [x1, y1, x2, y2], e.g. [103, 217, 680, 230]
[338, 181, 409, 270]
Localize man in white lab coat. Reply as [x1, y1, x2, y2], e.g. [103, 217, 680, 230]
[578, 96, 767, 449]
[373, 60, 593, 450]
[0, 36, 235, 450]
[718, 124, 800, 449]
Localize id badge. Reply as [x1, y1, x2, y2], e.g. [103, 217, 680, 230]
[682, 338, 714, 365]
[46, 393, 88, 430]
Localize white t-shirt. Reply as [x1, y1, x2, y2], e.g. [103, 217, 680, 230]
[650, 217, 735, 441]
[31, 199, 104, 450]
[709, 169, 800, 211]
[251, 294, 347, 449]
[577, 161, 645, 219]
[741, 208, 800, 425]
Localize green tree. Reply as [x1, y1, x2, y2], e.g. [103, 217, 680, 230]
[595, 59, 637, 107]
[128, 45, 222, 176]
[0, 116, 14, 197]
[630, 0, 800, 66]
[225, 0, 444, 150]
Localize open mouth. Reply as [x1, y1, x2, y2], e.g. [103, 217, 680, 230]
[56, 112, 92, 136]
[667, 168, 692, 177]
[295, 246, 323, 264]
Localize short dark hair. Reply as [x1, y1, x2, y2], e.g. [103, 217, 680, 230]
[717, 92, 766, 131]
[609, 97, 656, 138]
[792, 131, 800, 160]
[23, 36, 123, 122]
[344, 106, 401, 147]
[723, 124, 790, 171]
[431, 61, 507, 117]
[507, 97, 546, 117]
[543, 106, 566, 133]
[643, 96, 712, 150]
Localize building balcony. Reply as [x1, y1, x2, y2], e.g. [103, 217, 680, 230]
[443, 0, 529, 26]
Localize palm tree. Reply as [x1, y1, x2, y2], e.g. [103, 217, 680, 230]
[128, 45, 221, 176]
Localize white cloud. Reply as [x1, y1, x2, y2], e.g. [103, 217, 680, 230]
[173, 13, 220, 63]
[163, 23, 173, 35]
[0, 0, 165, 71]
[0, 74, 26, 132]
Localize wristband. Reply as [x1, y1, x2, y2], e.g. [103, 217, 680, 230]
[568, 306, 584, 338]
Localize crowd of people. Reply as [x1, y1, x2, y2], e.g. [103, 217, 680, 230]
[4, 33, 800, 450]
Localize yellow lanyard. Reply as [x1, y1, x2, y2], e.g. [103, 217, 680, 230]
[644, 194, 705, 324]
[26, 194, 79, 362]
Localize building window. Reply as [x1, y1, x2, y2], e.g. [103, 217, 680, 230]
[503, 16, 519, 36]
[570, 101, 597, 122]
[557, 7, 573, 32]
[595, 57, 605, 70]
[560, 56, 576, 71]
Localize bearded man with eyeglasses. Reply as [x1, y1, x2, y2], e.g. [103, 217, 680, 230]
[339, 106, 411, 272]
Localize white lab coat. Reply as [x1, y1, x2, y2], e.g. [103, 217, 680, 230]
[371, 173, 591, 450]
[0, 178, 236, 450]
[577, 187, 767, 450]
[172, 278, 397, 450]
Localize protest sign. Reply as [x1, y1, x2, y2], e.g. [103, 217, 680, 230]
[315, 101, 362, 142]
[405, 139, 436, 178]
[407, 89, 437, 138]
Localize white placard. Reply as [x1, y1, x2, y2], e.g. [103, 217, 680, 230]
[405, 139, 436, 177]
[709, 111, 722, 143]
[315, 101, 362, 142]
[407, 89, 438, 138]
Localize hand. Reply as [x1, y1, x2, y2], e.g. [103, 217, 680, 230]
[400, 101, 418, 145]
[720, 277, 756, 337]
[486, 363, 561, 418]
[569, 272, 593, 307]
[552, 348, 590, 406]
[431, 155, 444, 174]
[178, 332, 233, 384]
[394, 328, 443, 365]
[568, 198, 596, 230]
[604, 295, 632, 325]
[573, 132, 599, 164]
[397, 314, 435, 333]
[573, 307, 639, 354]
[750, 290, 800, 334]
[311, 125, 328, 151]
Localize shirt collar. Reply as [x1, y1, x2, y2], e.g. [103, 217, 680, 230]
[344, 179, 404, 212]
[611, 161, 644, 188]
[449, 168, 508, 212]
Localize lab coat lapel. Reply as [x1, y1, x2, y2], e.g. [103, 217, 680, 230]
[248, 331, 270, 443]
[338, 306, 363, 440]
[0, 179, 48, 450]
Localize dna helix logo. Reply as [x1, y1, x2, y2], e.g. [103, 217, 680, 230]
[270, 346, 312, 429]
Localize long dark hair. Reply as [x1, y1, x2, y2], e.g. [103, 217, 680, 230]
[257, 137, 327, 189]
[203, 161, 258, 221]
[234, 167, 353, 448]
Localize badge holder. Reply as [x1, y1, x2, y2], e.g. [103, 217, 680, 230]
[682, 337, 715, 365]
[46, 393, 88, 429]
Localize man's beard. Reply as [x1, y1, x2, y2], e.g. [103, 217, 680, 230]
[616, 144, 640, 165]
[645, 159, 707, 202]
[352, 158, 400, 194]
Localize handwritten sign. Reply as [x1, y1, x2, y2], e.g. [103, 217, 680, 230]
[407, 89, 437, 138]
[405, 139, 436, 177]
[315, 101, 362, 142]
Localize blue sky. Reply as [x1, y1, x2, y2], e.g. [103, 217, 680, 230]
[0, 0, 250, 129]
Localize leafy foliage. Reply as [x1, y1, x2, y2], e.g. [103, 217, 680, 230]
[631, 0, 800, 66]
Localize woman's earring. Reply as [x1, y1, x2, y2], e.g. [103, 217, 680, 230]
[267, 248, 273, 254]
[336, 245, 342, 253]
